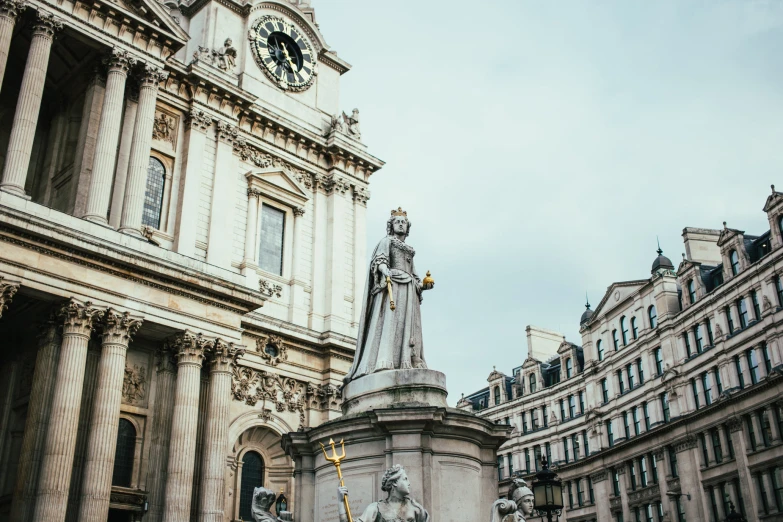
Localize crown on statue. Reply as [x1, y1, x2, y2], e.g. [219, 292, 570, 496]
[391, 207, 407, 217]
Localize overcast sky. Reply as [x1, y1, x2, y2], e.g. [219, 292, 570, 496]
[316, 1, 783, 404]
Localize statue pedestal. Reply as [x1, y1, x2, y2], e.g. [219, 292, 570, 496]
[341, 369, 448, 415]
[282, 371, 509, 522]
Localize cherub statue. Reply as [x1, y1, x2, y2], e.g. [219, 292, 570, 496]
[342, 108, 361, 138]
[216, 38, 237, 71]
[250, 486, 291, 521]
[490, 478, 534, 522]
[337, 465, 430, 522]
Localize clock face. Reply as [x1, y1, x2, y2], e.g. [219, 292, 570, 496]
[249, 15, 316, 92]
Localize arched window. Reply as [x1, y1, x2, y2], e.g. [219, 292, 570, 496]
[239, 451, 265, 520]
[529, 373, 537, 393]
[494, 385, 501, 405]
[596, 340, 604, 361]
[566, 358, 573, 379]
[612, 329, 620, 351]
[620, 317, 629, 345]
[112, 419, 136, 487]
[688, 280, 697, 304]
[142, 157, 166, 229]
[729, 250, 740, 276]
[648, 305, 657, 329]
[631, 317, 638, 339]
[778, 215, 783, 237]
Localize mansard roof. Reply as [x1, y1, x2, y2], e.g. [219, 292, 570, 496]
[716, 223, 745, 247]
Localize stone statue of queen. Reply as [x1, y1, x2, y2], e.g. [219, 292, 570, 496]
[343, 208, 434, 385]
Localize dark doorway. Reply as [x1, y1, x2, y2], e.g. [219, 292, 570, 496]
[107, 508, 131, 522]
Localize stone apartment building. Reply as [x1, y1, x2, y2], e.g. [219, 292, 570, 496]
[0, 0, 381, 521]
[460, 186, 783, 522]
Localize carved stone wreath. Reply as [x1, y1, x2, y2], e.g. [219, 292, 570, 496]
[256, 335, 287, 366]
[231, 366, 307, 427]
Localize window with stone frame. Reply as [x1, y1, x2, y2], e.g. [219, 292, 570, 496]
[776, 276, 783, 307]
[648, 305, 657, 329]
[239, 451, 265, 520]
[528, 373, 537, 393]
[597, 339, 604, 361]
[693, 324, 704, 353]
[654, 347, 663, 376]
[623, 411, 631, 439]
[688, 279, 697, 304]
[631, 316, 639, 339]
[691, 378, 700, 409]
[524, 449, 531, 472]
[493, 385, 500, 406]
[711, 428, 723, 463]
[112, 418, 136, 487]
[142, 156, 166, 229]
[572, 433, 580, 460]
[668, 446, 678, 477]
[729, 250, 741, 275]
[497, 455, 504, 480]
[762, 342, 772, 374]
[613, 329, 620, 350]
[620, 316, 629, 345]
[565, 357, 573, 378]
[636, 358, 644, 383]
[751, 290, 762, 320]
[569, 395, 576, 418]
[725, 306, 735, 333]
[747, 348, 760, 384]
[683, 333, 692, 358]
[660, 393, 670, 423]
[606, 420, 614, 447]
[706, 317, 714, 345]
[258, 203, 286, 275]
[601, 378, 609, 404]
[737, 298, 749, 328]
[735, 355, 746, 389]
[702, 372, 712, 405]
[626, 364, 635, 389]
[699, 433, 709, 466]
[714, 367, 723, 395]
[642, 402, 650, 431]
[612, 467, 620, 495]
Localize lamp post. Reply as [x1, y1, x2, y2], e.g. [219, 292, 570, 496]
[532, 457, 564, 522]
[724, 501, 747, 522]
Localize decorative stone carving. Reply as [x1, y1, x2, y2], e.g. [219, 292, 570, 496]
[206, 338, 244, 370]
[216, 120, 238, 143]
[0, 276, 20, 318]
[247, 187, 262, 199]
[352, 186, 370, 205]
[259, 279, 282, 299]
[122, 364, 147, 405]
[337, 465, 429, 522]
[491, 477, 533, 521]
[610, 496, 622, 509]
[152, 110, 176, 145]
[186, 109, 212, 130]
[293, 207, 305, 217]
[31, 10, 63, 38]
[58, 298, 104, 335]
[0, 0, 26, 21]
[666, 476, 681, 493]
[256, 335, 286, 365]
[139, 63, 168, 86]
[250, 486, 286, 521]
[307, 383, 341, 410]
[628, 484, 660, 504]
[215, 38, 237, 71]
[102, 308, 143, 343]
[763, 295, 773, 311]
[166, 330, 211, 363]
[234, 138, 273, 167]
[103, 47, 136, 74]
[673, 435, 698, 452]
[230, 366, 307, 426]
[589, 470, 608, 483]
[727, 417, 743, 432]
[714, 323, 724, 339]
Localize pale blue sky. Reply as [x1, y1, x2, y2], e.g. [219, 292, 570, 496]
[316, 1, 783, 403]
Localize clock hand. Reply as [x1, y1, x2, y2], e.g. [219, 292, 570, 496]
[281, 44, 297, 72]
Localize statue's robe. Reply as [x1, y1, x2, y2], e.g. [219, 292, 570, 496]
[354, 498, 430, 522]
[344, 236, 426, 384]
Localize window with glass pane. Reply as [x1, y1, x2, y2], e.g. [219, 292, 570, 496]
[737, 299, 749, 328]
[569, 395, 576, 418]
[773, 468, 783, 511]
[532, 410, 539, 429]
[618, 371, 625, 393]
[688, 280, 697, 304]
[643, 402, 650, 430]
[777, 276, 783, 306]
[579, 391, 585, 414]
[693, 325, 703, 353]
[699, 433, 709, 466]
[729, 250, 743, 276]
[751, 290, 761, 320]
[112, 419, 136, 487]
[258, 204, 285, 275]
[577, 479, 584, 506]
[545, 442, 552, 463]
[522, 412, 528, 432]
[607, 420, 614, 447]
[691, 379, 700, 408]
[626, 364, 635, 388]
[735, 355, 745, 389]
[747, 349, 759, 384]
[560, 399, 566, 420]
[588, 476, 594, 503]
[702, 372, 712, 405]
[629, 461, 637, 490]
[529, 373, 537, 393]
[706, 318, 714, 345]
[709, 487, 720, 520]
[714, 368, 723, 395]
[507, 454, 513, 475]
[572, 434, 580, 460]
[676, 497, 686, 522]
[762, 410, 773, 446]
[597, 339, 604, 361]
[648, 306, 657, 328]
[683, 333, 691, 358]
[542, 406, 548, 427]
[524, 449, 530, 472]
[711, 429, 722, 463]
[725, 306, 735, 333]
[497, 455, 504, 480]
[239, 451, 265, 520]
[747, 415, 757, 451]
[534, 446, 541, 471]
[621, 317, 629, 345]
[494, 386, 500, 405]
[142, 157, 166, 229]
[650, 454, 658, 483]
[602, 379, 609, 404]
[566, 358, 573, 378]
[637, 359, 644, 383]
[567, 482, 574, 508]
[654, 348, 663, 376]
[613, 329, 620, 350]
[582, 430, 590, 456]
[668, 446, 678, 477]
[612, 468, 620, 495]
[661, 393, 670, 423]
[633, 407, 641, 435]
[623, 412, 631, 439]
[640, 457, 648, 486]
[631, 317, 638, 339]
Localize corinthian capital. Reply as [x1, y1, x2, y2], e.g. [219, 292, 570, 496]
[0, 0, 26, 21]
[166, 330, 211, 365]
[216, 120, 238, 144]
[31, 10, 62, 37]
[103, 47, 136, 74]
[139, 63, 168, 87]
[100, 308, 143, 345]
[0, 276, 20, 319]
[58, 298, 104, 336]
[207, 339, 245, 371]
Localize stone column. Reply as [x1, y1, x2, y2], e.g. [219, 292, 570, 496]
[766, 406, 782, 443]
[617, 468, 632, 521]
[77, 309, 143, 522]
[173, 110, 211, 257]
[31, 299, 103, 522]
[146, 344, 178, 522]
[590, 471, 611, 520]
[728, 417, 762, 517]
[119, 64, 168, 235]
[288, 206, 308, 324]
[718, 427, 730, 460]
[83, 48, 135, 224]
[0, 0, 25, 92]
[198, 340, 244, 522]
[108, 91, 139, 228]
[162, 331, 209, 522]
[8, 316, 60, 522]
[205, 122, 238, 267]
[243, 188, 260, 266]
[711, 487, 726, 519]
[751, 413, 764, 447]
[673, 436, 704, 521]
[0, 11, 62, 197]
[703, 431, 716, 466]
[352, 188, 368, 328]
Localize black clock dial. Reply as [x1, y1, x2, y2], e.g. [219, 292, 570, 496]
[249, 15, 316, 91]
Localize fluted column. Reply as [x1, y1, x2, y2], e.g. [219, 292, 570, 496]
[162, 331, 209, 522]
[77, 309, 143, 522]
[31, 299, 103, 522]
[119, 64, 168, 235]
[198, 339, 244, 522]
[0, 11, 62, 197]
[243, 188, 260, 265]
[8, 315, 60, 522]
[0, 0, 25, 92]
[83, 48, 135, 224]
[146, 344, 178, 522]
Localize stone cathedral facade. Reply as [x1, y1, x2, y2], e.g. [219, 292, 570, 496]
[0, 0, 382, 521]
[462, 188, 783, 522]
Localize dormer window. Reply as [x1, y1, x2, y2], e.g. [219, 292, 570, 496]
[566, 358, 573, 379]
[529, 373, 537, 393]
[494, 385, 501, 406]
[779, 215, 783, 237]
[648, 306, 657, 329]
[730, 250, 740, 276]
[687, 280, 697, 304]
[620, 317, 629, 345]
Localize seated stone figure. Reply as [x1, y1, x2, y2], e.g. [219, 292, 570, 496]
[250, 486, 292, 522]
[337, 465, 430, 522]
[490, 478, 534, 522]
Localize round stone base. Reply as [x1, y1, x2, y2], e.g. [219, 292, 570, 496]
[341, 369, 448, 415]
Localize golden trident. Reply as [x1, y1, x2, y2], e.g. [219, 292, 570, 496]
[320, 438, 353, 522]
